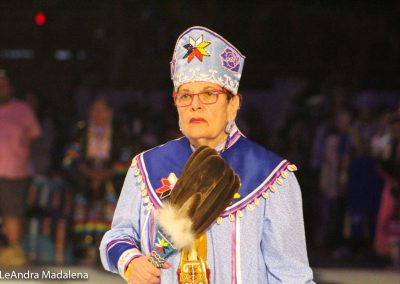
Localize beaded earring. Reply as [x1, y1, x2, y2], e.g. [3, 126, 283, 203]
[222, 120, 235, 152]
[225, 119, 235, 134]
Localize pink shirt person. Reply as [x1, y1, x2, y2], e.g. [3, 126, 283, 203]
[0, 99, 41, 179]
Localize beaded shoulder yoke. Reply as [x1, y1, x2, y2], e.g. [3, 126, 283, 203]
[130, 135, 297, 221]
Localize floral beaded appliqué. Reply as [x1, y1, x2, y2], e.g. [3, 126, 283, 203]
[220, 47, 241, 73]
[155, 173, 178, 200]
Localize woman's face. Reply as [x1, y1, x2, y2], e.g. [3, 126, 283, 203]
[176, 81, 239, 148]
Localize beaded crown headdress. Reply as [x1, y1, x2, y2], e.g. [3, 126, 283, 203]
[170, 26, 245, 95]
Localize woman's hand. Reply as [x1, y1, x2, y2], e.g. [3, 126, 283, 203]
[126, 254, 170, 284]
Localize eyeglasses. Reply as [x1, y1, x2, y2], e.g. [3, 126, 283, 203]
[173, 89, 227, 107]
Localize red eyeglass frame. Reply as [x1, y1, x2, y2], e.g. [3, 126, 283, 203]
[172, 89, 227, 107]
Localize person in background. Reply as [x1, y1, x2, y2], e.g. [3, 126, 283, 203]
[24, 91, 55, 176]
[0, 69, 41, 267]
[346, 139, 383, 252]
[315, 109, 352, 251]
[63, 97, 131, 265]
[100, 26, 314, 284]
[375, 112, 400, 267]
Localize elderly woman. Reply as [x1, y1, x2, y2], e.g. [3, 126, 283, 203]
[100, 26, 314, 283]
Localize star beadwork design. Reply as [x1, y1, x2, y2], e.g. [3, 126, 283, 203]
[183, 35, 211, 63]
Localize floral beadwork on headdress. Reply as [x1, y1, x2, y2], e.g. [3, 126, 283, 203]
[220, 48, 241, 73]
[183, 35, 211, 63]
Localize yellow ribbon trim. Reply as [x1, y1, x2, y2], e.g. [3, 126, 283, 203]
[124, 258, 138, 282]
[178, 232, 209, 283]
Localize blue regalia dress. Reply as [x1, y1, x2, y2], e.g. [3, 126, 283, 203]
[100, 126, 314, 283]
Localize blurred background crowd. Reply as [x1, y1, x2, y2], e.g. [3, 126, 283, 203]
[0, 0, 400, 272]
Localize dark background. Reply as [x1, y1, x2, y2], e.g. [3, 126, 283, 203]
[1, 1, 399, 96]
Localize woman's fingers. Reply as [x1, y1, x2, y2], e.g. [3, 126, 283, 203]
[162, 261, 171, 269]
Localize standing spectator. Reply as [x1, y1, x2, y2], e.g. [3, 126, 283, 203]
[24, 91, 55, 176]
[346, 142, 383, 250]
[0, 70, 41, 267]
[63, 97, 131, 265]
[315, 109, 352, 250]
[375, 113, 400, 264]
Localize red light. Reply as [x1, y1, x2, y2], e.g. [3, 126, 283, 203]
[35, 12, 46, 26]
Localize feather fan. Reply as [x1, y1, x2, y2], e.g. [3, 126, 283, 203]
[149, 146, 240, 267]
